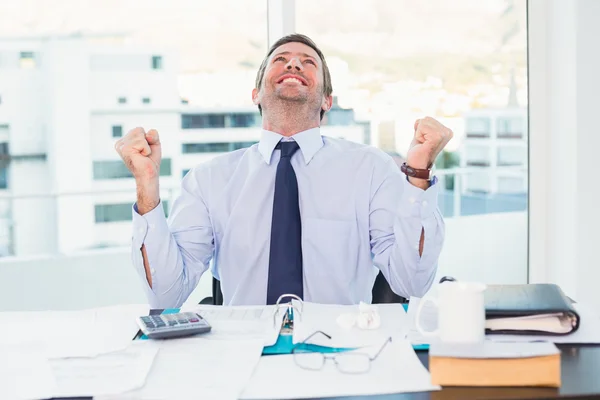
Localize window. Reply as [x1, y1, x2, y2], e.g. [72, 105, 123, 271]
[0, 142, 8, 189]
[230, 113, 259, 127]
[117, 97, 127, 104]
[93, 159, 172, 180]
[497, 116, 525, 138]
[182, 169, 190, 178]
[466, 117, 491, 138]
[19, 51, 35, 68]
[181, 114, 226, 129]
[142, 97, 151, 104]
[151, 55, 163, 70]
[95, 201, 169, 223]
[112, 125, 123, 138]
[0, 167, 7, 190]
[182, 142, 257, 154]
[298, 0, 529, 284]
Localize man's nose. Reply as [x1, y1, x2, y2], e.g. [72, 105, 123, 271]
[285, 57, 303, 71]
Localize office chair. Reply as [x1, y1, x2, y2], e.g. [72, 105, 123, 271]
[200, 271, 407, 305]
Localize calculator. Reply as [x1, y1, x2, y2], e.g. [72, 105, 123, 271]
[137, 312, 212, 339]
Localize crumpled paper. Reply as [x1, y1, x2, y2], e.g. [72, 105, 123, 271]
[335, 302, 381, 330]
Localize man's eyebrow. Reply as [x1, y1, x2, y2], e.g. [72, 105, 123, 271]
[272, 51, 318, 61]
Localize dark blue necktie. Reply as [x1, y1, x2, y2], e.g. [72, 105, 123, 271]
[266, 141, 303, 304]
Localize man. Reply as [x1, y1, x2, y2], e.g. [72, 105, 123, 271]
[115, 34, 452, 308]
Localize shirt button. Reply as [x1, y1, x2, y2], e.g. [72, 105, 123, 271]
[139, 228, 145, 234]
[422, 200, 428, 207]
[409, 197, 416, 204]
[150, 268, 156, 275]
[149, 223, 155, 230]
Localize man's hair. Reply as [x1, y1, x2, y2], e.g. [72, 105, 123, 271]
[254, 33, 333, 120]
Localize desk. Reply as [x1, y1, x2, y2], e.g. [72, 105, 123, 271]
[51, 310, 600, 400]
[50, 344, 600, 400]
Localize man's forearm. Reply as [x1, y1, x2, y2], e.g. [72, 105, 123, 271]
[136, 178, 160, 215]
[419, 228, 424, 256]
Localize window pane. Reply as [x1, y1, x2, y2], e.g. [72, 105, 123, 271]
[112, 125, 123, 138]
[182, 142, 257, 153]
[93, 159, 172, 179]
[95, 200, 169, 223]
[151, 55, 163, 70]
[298, 0, 529, 285]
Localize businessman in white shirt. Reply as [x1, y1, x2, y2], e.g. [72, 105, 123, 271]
[115, 34, 452, 308]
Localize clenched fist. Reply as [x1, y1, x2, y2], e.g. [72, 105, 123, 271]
[115, 127, 162, 182]
[406, 117, 453, 170]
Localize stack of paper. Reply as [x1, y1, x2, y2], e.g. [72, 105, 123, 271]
[0, 304, 158, 399]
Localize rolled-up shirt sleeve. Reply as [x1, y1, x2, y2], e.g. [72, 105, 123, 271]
[370, 157, 445, 298]
[131, 170, 214, 309]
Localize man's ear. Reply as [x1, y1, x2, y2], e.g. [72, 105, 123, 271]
[321, 95, 333, 113]
[252, 88, 260, 105]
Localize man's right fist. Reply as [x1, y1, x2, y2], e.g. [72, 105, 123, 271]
[115, 127, 162, 182]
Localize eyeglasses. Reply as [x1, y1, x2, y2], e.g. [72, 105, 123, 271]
[291, 331, 392, 374]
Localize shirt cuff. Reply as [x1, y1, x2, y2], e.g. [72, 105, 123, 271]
[397, 176, 440, 218]
[131, 201, 167, 250]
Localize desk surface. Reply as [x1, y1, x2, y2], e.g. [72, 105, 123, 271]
[58, 345, 600, 400]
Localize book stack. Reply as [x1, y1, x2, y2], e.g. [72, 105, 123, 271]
[429, 341, 561, 387]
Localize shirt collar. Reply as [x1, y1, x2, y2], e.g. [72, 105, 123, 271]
[258, 127, 324, 165]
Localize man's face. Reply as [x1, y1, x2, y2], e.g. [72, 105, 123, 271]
[253, 42, 328, 116]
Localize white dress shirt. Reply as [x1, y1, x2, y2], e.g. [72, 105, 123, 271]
[131, 127, 445, 308]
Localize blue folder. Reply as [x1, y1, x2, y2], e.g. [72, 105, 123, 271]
[137, 304, 429, 354]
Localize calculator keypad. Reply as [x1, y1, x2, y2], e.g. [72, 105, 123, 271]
[140, 312, 204, 330]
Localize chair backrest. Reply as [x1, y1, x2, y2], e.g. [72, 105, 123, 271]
[371, 271, 408, 303]
[212, 277, 224, 305]
[205, 272, 406, 305]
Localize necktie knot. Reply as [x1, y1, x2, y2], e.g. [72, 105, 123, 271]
[277, 141, 300, 158]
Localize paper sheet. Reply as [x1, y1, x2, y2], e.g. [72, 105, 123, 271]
[430, 341, 560, 359]
[0, 346, 57, 400]
[0, 304, 149, 358]
[180, 304, 285, 346]
[49, 344, 158, 398]
[292, 301, 409, 348]
[102, 337, 265, 400]
[240, 339, 440, 399]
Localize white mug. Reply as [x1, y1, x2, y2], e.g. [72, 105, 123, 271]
[415, 281, 487, 343]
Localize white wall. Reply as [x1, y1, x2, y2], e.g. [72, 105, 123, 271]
[44, 38, 95, 254]
[10, 159, 56, 255]
[529, 0, 600, 310]
[0, 247, 213, 312]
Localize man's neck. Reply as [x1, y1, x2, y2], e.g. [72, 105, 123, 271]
[261, 106, 320, 137]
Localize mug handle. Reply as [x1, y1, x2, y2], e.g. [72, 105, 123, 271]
[415, 297, 439, 337]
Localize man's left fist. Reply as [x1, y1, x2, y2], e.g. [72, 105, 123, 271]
[406, 117, 453, 169]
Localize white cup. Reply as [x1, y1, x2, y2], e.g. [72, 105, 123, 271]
[415, 281, 487, 343]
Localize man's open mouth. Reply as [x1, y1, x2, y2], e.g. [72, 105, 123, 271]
[276, 74, 308, 86]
